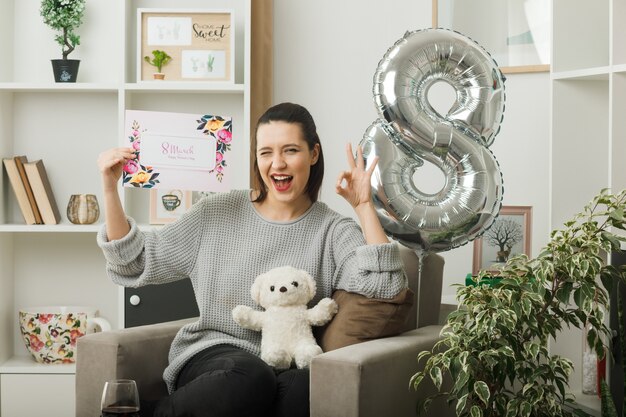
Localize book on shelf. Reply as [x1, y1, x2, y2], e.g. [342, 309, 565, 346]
[23, 159, 61, 225]
[2, 157, 39, 225]
[14, 156, 43, 224]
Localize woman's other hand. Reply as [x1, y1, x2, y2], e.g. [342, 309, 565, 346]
[335, 143, 378, 209]
[336, 143, 388, 244]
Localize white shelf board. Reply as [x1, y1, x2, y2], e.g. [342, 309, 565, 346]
[124, 82, 244, 94]
[0, 223, 164, 233]
[137, 223, 162, 232]
[612, 63, 626, 74]
[0, 355, 75, 374]
[0, 223, 102, 232]
[551, 66, 611, 81]
[0, 82, 119, 93]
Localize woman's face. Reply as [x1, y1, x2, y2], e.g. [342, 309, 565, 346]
[256, 121, 319, 207]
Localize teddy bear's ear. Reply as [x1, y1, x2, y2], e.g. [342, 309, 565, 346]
[250, 273, 265, 305]
[300, 269, 317, 300]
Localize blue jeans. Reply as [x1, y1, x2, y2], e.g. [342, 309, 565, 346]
[150, 344, 309, 417]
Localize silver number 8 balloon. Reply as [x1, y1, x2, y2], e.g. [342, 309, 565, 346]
[360, 28, 505, 255]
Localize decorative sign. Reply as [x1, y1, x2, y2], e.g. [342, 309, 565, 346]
[138, 9, 234, 82]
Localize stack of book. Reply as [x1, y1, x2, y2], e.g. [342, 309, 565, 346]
[2, 156, 61, 225]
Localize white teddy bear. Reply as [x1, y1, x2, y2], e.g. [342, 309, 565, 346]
[232, 266, 338, 369]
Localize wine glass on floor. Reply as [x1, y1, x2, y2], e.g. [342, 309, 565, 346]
[101, 379, 140, 417]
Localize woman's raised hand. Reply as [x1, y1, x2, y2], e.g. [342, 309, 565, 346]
[336, 144, 388, 244]
[97, 147, 136, 191]
[97, 147, 135, 240]
[335, 143, 379, 209]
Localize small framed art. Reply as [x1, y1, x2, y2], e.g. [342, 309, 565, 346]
[472, 206, 532, 275]
[191, 191, 216, 205]
[149, 189, 192, 224]
[138, 9, 234, 82]
[432, 0, 550, 74]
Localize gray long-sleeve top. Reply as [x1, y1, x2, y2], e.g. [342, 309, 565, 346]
[97, 189, 407, 393]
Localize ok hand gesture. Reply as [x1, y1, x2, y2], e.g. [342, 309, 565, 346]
[335, 143, 379, 209]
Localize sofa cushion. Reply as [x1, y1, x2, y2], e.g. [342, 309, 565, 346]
[315, 288, 414, 352]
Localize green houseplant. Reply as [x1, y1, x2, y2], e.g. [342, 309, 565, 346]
[412, 188, 626, 417]
[144, 50, 172, 80]
[40, 0, 86, 82]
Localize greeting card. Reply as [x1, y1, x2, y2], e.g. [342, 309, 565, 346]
[123, 110, 233, 192]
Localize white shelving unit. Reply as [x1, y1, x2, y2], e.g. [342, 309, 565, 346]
[0, 0, 251, 416]
[551, 0, 625, 412]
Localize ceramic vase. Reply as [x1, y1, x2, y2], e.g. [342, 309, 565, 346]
[67, 194, 99, 224]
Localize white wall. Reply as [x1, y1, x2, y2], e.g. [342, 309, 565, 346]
[273, 0, 551, 300]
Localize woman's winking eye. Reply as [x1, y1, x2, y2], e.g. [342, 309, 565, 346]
[257, 145, 302, 158]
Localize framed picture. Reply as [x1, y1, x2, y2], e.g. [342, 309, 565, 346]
[191, 191, 216, 205]
[472, 206, 532, 275]
[137, 9, 234, 82]
[432, 0, 550, 73]
[149, 189, 192, 224]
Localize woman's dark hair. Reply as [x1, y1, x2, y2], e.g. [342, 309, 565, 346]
[252, 102, 324, 203]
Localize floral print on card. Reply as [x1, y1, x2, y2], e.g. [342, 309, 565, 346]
[123, 120, 161, 188]
[197, 115, 233, 183]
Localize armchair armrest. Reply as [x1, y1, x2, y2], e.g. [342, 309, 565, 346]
[310, 325, 454, 417]
[75, 318, 195, 417]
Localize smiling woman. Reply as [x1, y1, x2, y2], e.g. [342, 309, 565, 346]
[96, 101, 405, 417]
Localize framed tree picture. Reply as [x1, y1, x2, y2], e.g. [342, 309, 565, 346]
[472, 206, 532, 275]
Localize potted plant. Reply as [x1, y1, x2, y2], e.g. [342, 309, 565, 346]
[144, 50, 172, 80]
[40, 0, 86, 83]
[412, 188, 626, 417]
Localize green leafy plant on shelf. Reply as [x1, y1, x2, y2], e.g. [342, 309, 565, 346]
[40, 0, 86, 60]
[144, 50, 172, 78]
[412, 188, 626, 417]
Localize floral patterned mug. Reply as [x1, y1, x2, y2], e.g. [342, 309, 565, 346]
[19, 306, 111, 364]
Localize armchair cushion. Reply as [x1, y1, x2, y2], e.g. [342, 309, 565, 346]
[315, 288, 414, 351]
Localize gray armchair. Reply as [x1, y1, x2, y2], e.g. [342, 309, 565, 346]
[76, 247, 453, 417]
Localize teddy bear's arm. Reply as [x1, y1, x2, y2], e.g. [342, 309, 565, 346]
[306, 298, 338, 326]
[232, 305, 265, 331]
